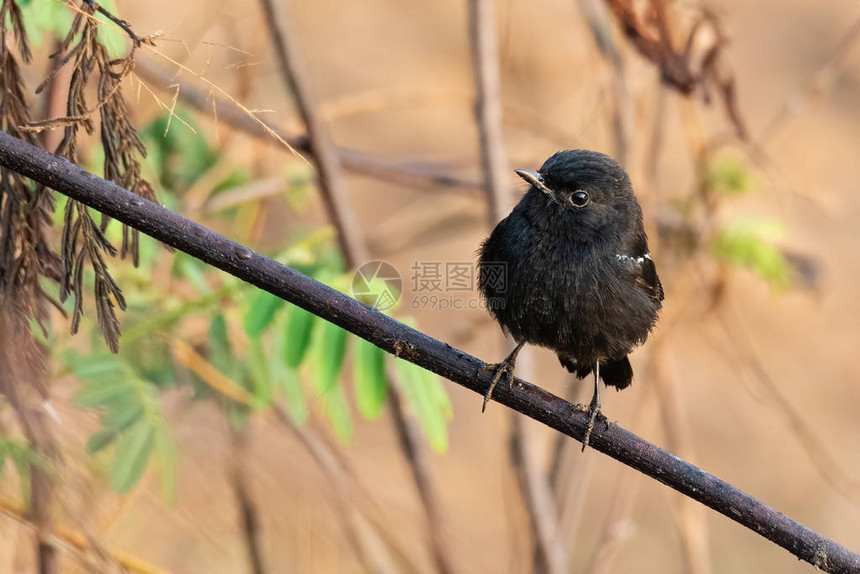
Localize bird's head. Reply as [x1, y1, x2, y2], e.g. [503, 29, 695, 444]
[515, 149, 640, 239]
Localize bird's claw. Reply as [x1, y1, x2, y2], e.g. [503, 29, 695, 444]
[580, 401, 608, 452]
[479, 343, 525, 412]
[480, 361, 515, 412]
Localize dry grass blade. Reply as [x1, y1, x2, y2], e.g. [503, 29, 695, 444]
[97, 46, 157, 266]
[38, 2, 156, 352]
[0, 0, 61, 330]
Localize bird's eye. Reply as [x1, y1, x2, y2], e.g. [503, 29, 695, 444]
[570, 191, 589, 208]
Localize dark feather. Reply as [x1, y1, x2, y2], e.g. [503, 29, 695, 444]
[478, 149, 663, 401]
[600, 356, 633, 389]
[632, 255, 664, 302]
[557, 354, 633, 389]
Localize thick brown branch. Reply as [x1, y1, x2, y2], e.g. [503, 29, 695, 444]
[0, 130, 858, 573]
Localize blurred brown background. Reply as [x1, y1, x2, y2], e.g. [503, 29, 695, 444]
[4, 0, 860, 572]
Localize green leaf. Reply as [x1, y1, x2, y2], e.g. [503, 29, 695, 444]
[20, 0, 73, 48]
[0, 439, 49, 504]
[109, 423, 155, 493]
[172, 252, 211, 294]
[712, 220, 791, 289]
[244, 291, 286, 337]
[122, 338, 175, 388]
[394, 358, 451, 453]
[270, 327, 307, 423]
[420, 364, 454, 422]
[74, 379, 132, 409]
[226, 402, 251, 430]
[102, 399, 145, 433]
[209, 313, 234, 375]
[67, 353, 126, 383]
[94, 0, 127, 58]
[87, 429, 119, 455]
[705, 156, 755, 196]
[285, 167, 313, 212]
[308, 320, 351, 439]
[353, 337, 387, 420]
[310, 320, 348, 394]
[247, 337, 273, 407]
[154, 426, 178, 505]
[283, 306, 317, 369]
[142, 111, 217, 192]
[280, 368, 308, 424]
[123, 285, 238, 344]
[211, 168, 252, 196]
[323, 387, 354, 443]
[11, 451, 32, 503]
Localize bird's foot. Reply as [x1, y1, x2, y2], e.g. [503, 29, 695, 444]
[479, 343, 525, 412]
[580, 397, 607, 452]
[480, 360, 517, 413]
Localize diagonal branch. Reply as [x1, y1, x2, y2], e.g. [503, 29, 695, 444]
[257, 0, 367, 268]
[0, 129, 858, 574]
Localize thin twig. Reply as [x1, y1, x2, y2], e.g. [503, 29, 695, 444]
[469, 0, 511, 221]
[759, 17, 860, 143]
[255, 3, 458, 570]
[230, 428, 267, 574]
[0, 311, 60, 574]
[1, 130, 859, 573]
[583, 385, 655, 574]
[257, 0, 367, 268]
[270, 406, 401, 574]
[549, 380, 596, 557]
[132, 58, 484, 193]
[81, 0, 147, 46]
[468, 1, 567, 572]
[510, 398, 568, 574]
[387, 367, 457, 574]
[715, 303, 860, 504]
[652, 339, 712, 574]
[642, 78, 713, 574]
[578, 0, 633, 166]
[173, 335, 406, 572]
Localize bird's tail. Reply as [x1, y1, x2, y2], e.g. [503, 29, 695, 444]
[600, 356, 633, 390]
[558, 355, 633, 390]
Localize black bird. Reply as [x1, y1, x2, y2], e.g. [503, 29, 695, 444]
[477, 149, 663, 449]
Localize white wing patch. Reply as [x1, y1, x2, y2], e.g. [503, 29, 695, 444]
[616, 253, 651, 265]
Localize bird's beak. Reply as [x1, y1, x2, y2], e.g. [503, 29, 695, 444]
[515, 169, 551, 194]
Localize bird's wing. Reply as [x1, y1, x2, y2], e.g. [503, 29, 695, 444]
[617, 238, 664, 302]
